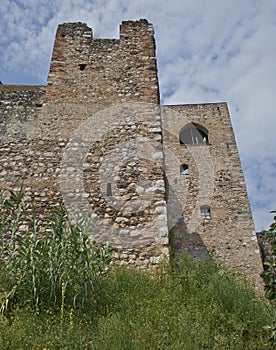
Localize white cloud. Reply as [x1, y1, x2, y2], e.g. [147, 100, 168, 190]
[244, 157, 276, 230]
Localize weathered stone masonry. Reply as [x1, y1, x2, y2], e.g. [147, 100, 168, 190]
[0, 19, 263, 288]
[162, 104, 263, 289]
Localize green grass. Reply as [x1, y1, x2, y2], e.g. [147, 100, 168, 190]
[0, 189, 274, 349]
[92, 258, 273, 350]
[0, 257, 274, 349]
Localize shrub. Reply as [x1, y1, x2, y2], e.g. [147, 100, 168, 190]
[260, 209, 276, 345]
[260, 210, 276, 301]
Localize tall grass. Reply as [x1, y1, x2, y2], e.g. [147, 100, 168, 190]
[0, 258, 273, 349]
[0, 189, 274, 349]
[0, 189, 113, 313]
[93, 258, 272, 349]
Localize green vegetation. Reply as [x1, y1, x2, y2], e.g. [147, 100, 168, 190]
[261, 210, 276, 301]
[260, 210, 276, 345]
[0, 190, 274, 349]
[0, 190, 113, 314]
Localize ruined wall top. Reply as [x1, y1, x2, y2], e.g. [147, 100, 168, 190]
[55, 19, 153, 40]
[45, 19, 159, 105]
[55, 22, 93, 39]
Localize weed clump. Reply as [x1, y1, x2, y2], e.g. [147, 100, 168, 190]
[0, 189, 113, 314]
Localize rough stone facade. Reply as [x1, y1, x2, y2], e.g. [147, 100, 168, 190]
[162, 104, 263, 289]
[0, 19, 263, 288]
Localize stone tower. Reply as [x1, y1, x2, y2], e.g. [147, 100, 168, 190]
[0, 19, 263, 288]
[162, 104, 263, 288]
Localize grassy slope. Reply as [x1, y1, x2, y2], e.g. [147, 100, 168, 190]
[0, 255, 273, 350]
[0, 191, 273, 349]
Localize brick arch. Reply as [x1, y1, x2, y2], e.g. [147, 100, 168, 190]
[179, 122, 209, 145]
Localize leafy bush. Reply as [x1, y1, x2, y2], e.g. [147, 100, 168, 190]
[0, 189, 113, 314]
[260, 210, 276, 345]
[260, 210, 276, 301]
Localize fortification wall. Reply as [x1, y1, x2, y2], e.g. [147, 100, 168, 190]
[0, 20, 169, 267]
[0, 19, 264, 288]
[45, 20, 159, 105]
[162, 103, 263, 289]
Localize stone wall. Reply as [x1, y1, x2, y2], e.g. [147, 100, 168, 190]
[162, 103, 263, 289]
[0, 20, 169, 267]
[0, 19, 264, 288]
[45, 19, 159, 105]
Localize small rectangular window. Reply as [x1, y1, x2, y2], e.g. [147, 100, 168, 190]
[180, 164, 189, 175]
[200, 205, 210, 219]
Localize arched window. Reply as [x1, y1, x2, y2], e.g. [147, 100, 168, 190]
[179, 123, 209, 145]
[200, 205, 211, 219]
[180, 163, 189, 175]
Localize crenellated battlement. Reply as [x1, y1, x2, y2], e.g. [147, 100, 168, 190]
[56, 22, 93, 39]
[45, 20, 158, 104]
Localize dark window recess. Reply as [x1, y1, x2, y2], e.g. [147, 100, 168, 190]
[179, 123, 209, 145]
[106, 183, 112, 197]
[200, 205, 211, 219]
[180, 164, 189, 175]
[79, 63, 87, 71]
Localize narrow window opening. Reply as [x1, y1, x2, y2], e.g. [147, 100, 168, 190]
[180, 164, 189, 175]
[106, 183, 112, 197]
[200, 205, 211, 219]
[79, 63, 87, 71]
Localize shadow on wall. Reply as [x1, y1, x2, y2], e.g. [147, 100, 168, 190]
[165, 176, 209, 260]
[169, 219, 209, 261]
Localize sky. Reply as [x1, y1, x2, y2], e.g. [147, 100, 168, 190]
[0, 0, 275, 231]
